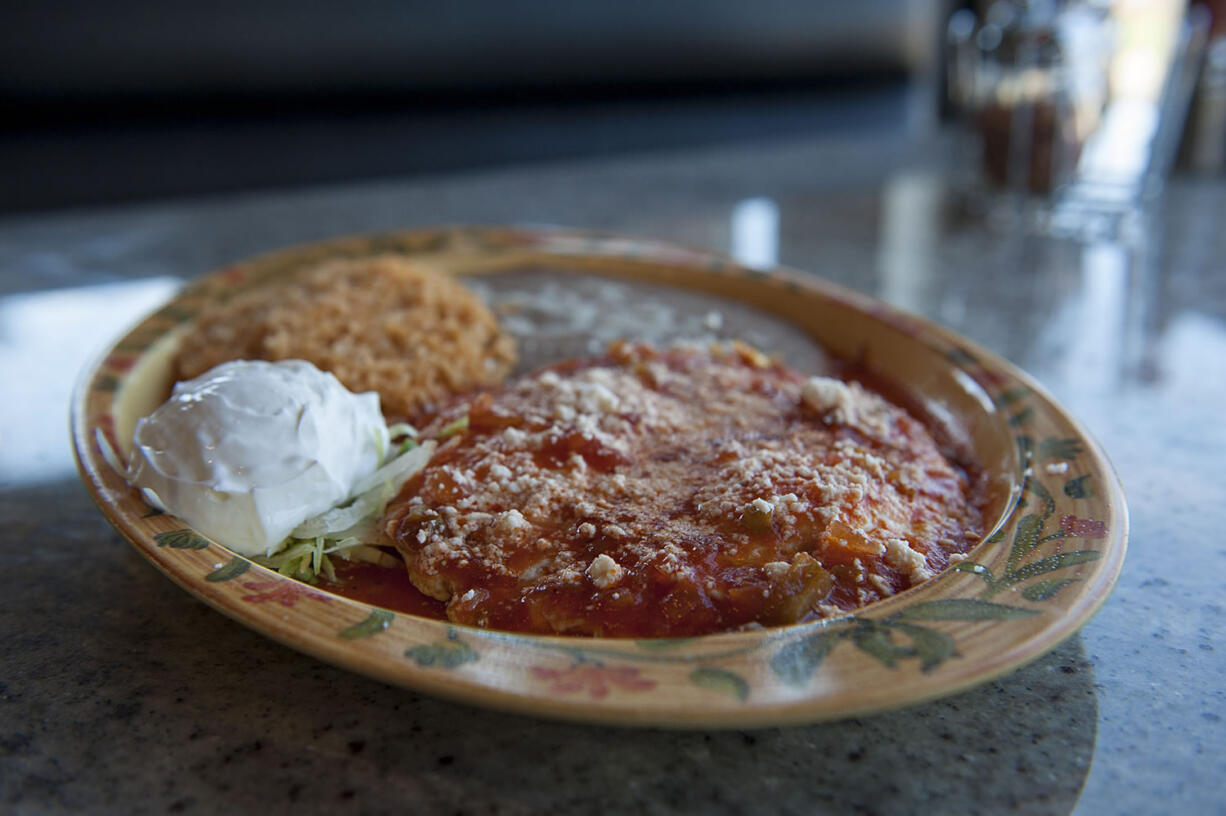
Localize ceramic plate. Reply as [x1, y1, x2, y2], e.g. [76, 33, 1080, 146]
[71, 226, 1126, 728]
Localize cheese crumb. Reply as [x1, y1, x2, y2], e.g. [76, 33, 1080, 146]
[817, 603, 844, 618]
[868, 574, 894, 596]
[587, 553, 624, 589]
[762, 561, 790, 580]
[884, 538, 933, 581]
[800, 376, 895, 439]
[801, 377, 858, 423]
[494, 509, 531, 536]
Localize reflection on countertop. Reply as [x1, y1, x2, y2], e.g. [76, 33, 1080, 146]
[0, 277, 180, 485]
[0, 135, 1222, 813]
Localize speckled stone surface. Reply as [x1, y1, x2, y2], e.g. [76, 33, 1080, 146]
[1, 136, 1223, 813]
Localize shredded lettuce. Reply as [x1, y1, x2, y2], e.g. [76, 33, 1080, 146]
[290, 486, 389, 540]
[347, 439, 434, 500]
[387, 421, 418, 440]
[438, 414, 469, 439]
[382, 421, 421, 460]
[254, 439, 436, 582]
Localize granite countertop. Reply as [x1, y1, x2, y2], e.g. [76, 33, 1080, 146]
[1, 136, 1222, 814]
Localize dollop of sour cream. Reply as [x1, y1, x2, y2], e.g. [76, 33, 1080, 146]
[127, 359, 389, 556]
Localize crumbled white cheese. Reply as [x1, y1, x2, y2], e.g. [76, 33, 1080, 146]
[801, 377, 858, 424]
[868, 574, 894, 596]
[587, 553, 624, 589]
[574, 379, 620, 414]
[749, 498, 774, 515]
[655, 543, 689, 578]
[577, 522, 597, 539]
[884, 538, 933, 581]
[494, 509, 531, 536]
[762, 561, 791, 580]
[799, 376, 896, 439]
[770, 492, 808, 521]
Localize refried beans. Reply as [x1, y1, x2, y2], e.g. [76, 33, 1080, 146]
[383, 341, 985, 637]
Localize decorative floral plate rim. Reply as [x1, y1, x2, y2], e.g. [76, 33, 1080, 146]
[71, 225, 1127, 728]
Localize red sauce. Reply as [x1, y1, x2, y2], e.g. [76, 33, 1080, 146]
[319, 559, 446, 619]
[370, 342, 985, 637]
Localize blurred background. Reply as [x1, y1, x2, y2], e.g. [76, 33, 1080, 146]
[2, 0, 1216, 215]
[0, 0, 935, 213]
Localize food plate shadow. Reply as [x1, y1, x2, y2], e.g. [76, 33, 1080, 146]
[402, 635, 1097, 815]
[102, 576, 1103, 815]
